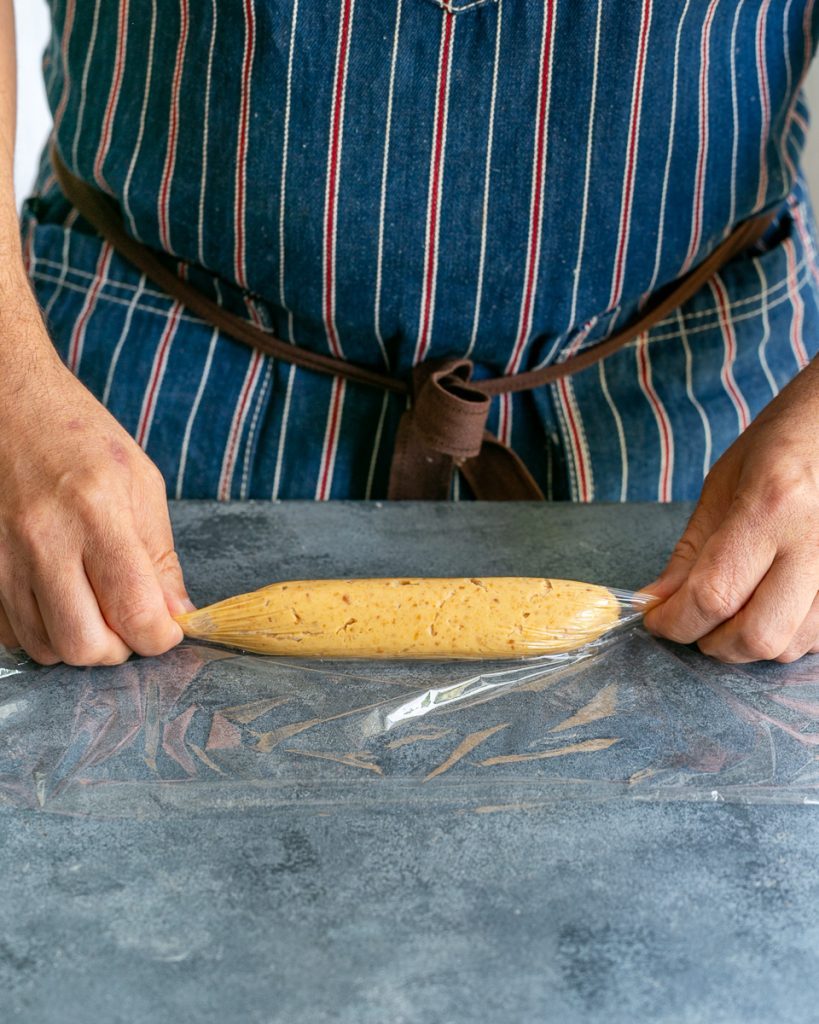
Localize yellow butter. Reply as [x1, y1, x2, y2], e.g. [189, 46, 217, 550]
[175, 577, 621, 659]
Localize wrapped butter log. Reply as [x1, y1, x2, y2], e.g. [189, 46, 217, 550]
[174, 577, 621, 659]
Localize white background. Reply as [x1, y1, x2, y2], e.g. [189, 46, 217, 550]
[12, 0, 819, 209]
[13, 0, 51, 202]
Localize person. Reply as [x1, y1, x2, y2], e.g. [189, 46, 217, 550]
[1, 0, 818, 668]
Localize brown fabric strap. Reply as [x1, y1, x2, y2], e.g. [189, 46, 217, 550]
[459, 434, 546, 501]
[51, 148, 406, 397]
[385, 361, 545, 500]
[51, 144, 775, 501]
[471, 211, 776, 398]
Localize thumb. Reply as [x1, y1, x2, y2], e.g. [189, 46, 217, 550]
[642, 488, 724, 602]
[141, 502, 196, 618]
[156, 549, 196, 618]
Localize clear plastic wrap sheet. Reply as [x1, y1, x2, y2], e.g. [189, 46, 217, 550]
[3, 609, 819, 816]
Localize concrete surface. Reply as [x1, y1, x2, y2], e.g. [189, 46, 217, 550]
[1, 502, 819, 1024]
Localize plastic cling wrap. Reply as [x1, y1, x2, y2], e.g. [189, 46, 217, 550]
[5, 580, 819, 816]
[174, 577, 633, 659]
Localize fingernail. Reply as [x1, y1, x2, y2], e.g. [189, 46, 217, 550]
[641, 576, 675, 600]
[634, 591, 663, 613]
[166, 595, 196, 617]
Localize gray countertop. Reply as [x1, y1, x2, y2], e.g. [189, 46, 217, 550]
[1, 502, 818, 1024]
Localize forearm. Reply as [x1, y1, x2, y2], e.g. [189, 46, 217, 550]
[0, 0, 59, 384]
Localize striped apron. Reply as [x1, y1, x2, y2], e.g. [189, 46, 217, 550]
[20, 0, 819, 501]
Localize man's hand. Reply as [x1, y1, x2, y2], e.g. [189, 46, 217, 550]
[644, 357, 819, 664]
[0, 338, 193, 666]
[0, 0, 192, 665]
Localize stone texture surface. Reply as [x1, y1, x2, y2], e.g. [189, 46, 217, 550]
[1, 502, 818, 1024]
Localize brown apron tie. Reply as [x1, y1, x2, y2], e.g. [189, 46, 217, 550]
[51, 144, 776, 502]
[388, 359, 543, 500]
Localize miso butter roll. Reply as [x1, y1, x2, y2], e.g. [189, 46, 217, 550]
[175, 577, 621, 659]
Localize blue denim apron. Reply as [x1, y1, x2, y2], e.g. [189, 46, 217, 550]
[21, 0, 819, 500]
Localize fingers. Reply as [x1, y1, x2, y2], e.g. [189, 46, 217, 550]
[644, 500, 777, 644]
[697, 556, 817, 663]
[0, 486, 186, 666]
[0, 366, 190, 667]
[0, 600, 19, 652]
[775, 593, 819, 664]
[0, 601, 16, 647]
[1, 535, 183, 667]
[0, 586, 59, 665]
[83, 520, 184, 657]
[30, 562, 133, 667]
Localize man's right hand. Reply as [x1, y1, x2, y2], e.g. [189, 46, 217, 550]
[0, 0, 189, 665]
[0, 330, 193, 666]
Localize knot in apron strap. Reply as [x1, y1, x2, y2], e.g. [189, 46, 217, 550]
[411, 359, 488, 459]
[387, 358, 544, 501]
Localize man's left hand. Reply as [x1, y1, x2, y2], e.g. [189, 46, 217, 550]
[643, 356, 819, 663]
